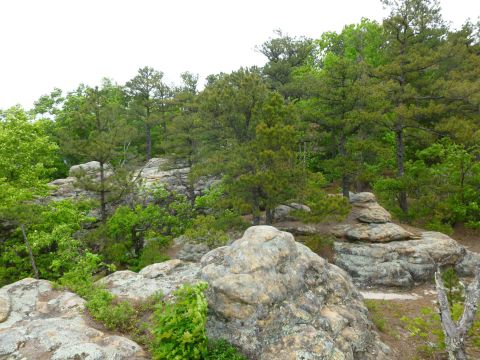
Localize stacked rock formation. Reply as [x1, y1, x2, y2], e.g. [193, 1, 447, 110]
[333, 192, 480, 287]
[1, 226, 391, 360]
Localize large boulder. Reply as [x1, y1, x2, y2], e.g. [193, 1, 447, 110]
[0, 278, 146, 359]
[334, 231, 466, 287]
[201, 226, 390, 359]
[97, 259, 201, 302]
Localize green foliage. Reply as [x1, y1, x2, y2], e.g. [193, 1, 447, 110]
[294, 173, 350, 222]
[375, 141, 480, 227]
[86, 290, 137, 332]
[364, 300, 387, 333]
[0, 106, 59, 213]
[441, 267, 464, 306]
[97, 186, 193, 268]
[401, 307, 446, 358]
[0, 200, 95, 286]
[151, 282, 209, 360]
[206, 339, 246, 360]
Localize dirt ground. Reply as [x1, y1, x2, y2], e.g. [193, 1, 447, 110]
[364, 285, 480, 360]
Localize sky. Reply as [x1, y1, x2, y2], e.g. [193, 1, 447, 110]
[0, 0, 478, 109]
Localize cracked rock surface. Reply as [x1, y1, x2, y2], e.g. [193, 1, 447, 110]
[0, 278, 146, 360]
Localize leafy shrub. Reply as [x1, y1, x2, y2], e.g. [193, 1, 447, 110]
[0, 199, 95, 286]
[151, 282, 209, 360]
[86, 290, 137, 332]
[207, 339, 246, 360]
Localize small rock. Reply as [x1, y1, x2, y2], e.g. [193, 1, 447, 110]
[349, 192, 376, 204]
[345, 223, 413, 242]
[354, 202, 392, 223]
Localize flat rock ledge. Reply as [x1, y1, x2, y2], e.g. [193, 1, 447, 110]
[0, 278, 146, 360]
[335, 231, 466, 287]
[201, 226, 390, 360]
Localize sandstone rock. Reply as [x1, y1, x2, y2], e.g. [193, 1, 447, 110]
[69, 160, 103, 176]
[97, 259, 201, 301]
[177, 242, 210, 262]
[273, 203, 311, 222]
[0, 278, 146, 359]
[349, 192, 376, 204]
[0, 293, 10, 323]
[455, 249, 480, 276]
[276, 222, 317, 235]
[334, 231, 466, 287]
[344, 223, 414, 243]
[201, 226, 390, 359]
[354, 202, 392, 223]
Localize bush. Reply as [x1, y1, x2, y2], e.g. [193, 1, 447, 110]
[207, 339, 246, 360]
[86, 290, 137, 332]
[151, 282, 209, 360]
[294, 173, 350, 223]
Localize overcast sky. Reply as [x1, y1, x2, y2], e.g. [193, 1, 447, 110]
[0, 0, 478, 109]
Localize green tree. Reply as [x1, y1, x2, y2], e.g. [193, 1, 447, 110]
[126, 66, 172, 160]
[376, 0, 449, 214]
[0, 106, 58, 214]
[57, 80, 135, 222]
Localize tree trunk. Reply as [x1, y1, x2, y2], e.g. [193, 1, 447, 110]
[145, 124, 152, 161]
[99, 161, 107, 223]
[395, 122, 408, 214]
[265, 207, 273, 225]
[252, 190, 260, 225]
[21, 224, 39, 279]
[435, 268, 480, 360]
[338, 133, 350, 199]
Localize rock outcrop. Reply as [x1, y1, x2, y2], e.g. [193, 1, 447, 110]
[48, 158, 217, 203]
[333, 192, 476, 287]
[0, 278, 146, 360]
[335, 231, 466, 287]
[97, 259, 201, 302]
[201, 226, 390, 359]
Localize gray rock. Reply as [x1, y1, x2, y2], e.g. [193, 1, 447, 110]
[201, 226, 390, 359]
[0, 278, 146, 359]
[344, 223, 414, 243]
[455, 249, 480, 276]
[349, 192, 376, 204]
[48, 157, 217, 203]
[273, 203, 311, 222]
[0, 292, 9, 323]
[276, 223, 317, 235]
[69, 160, 102, 176]
[97, 259, 201, 301]
[354, 202, 392, 223]
[334, 231, 466, 287]
[177, 242, 211, 262]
